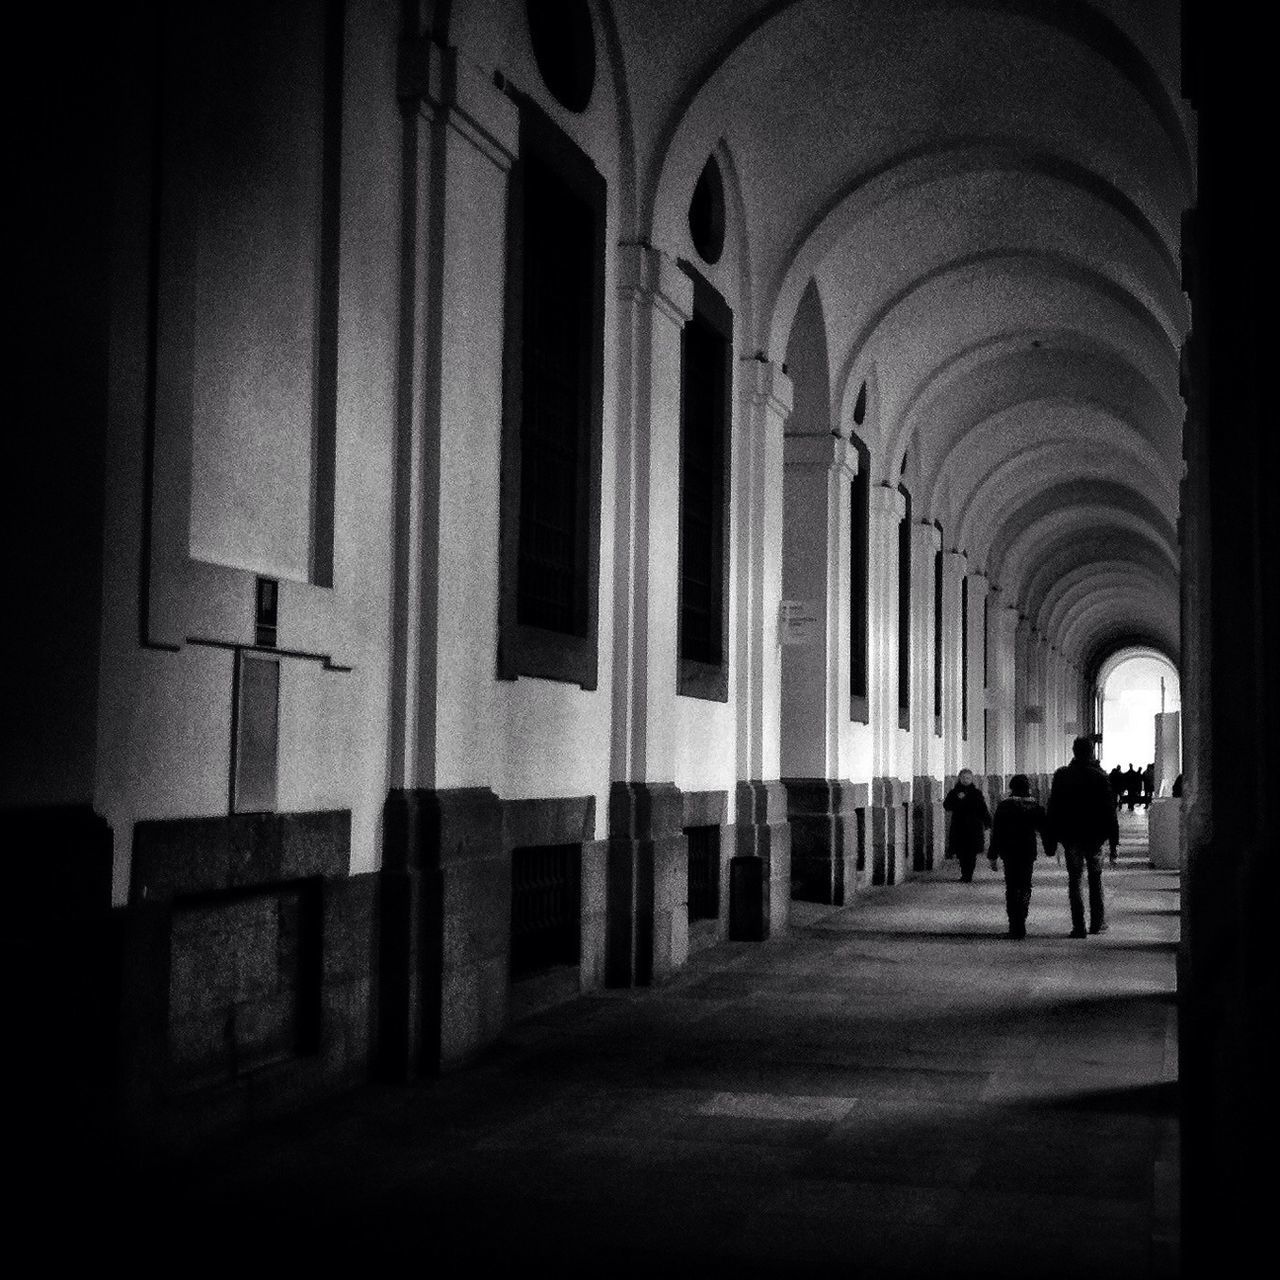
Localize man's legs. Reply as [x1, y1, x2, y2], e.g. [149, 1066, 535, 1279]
[1004, 859, 1031, 937]
[1085, 848, 1106, 932]
[959, 848, 977, 882]
[1064, 845, 1087, 936]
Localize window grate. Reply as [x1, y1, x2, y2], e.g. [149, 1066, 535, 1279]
[685, 825, 721, 922]
[510, 844, 581, 979]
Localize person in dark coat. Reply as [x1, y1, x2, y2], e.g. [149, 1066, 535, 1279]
[1046, 736, 1120, 937]
[943, 768, 991, 882]
[987, 774, 1050, 938]
[1123, 763, 1141, 812]
[1142, 762, 1155, 808]
[1108, 764, 1124, 808]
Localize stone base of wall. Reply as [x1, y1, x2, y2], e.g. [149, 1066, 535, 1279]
[735, 781, 790, 939]
[785, 778, 866, 905]
[869, 778, 909, 885]
[382, 788, 604, 1077]
[121, 810, 371, 1152]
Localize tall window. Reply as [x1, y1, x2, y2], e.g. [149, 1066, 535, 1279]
[678, 268, 731, 700]
[897, 485, 911, 730]
[961, 575, 970, 741]
[499, 99, 605, 688]
[850, 439, 870, 722]
[933, 544, 943, 734]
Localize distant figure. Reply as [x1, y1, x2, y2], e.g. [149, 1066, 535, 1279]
[943, 769, 992, 883]
[1142, 762, 1155, 808]
[1172, 773, 1184, 798]
[1108, 764, 1124, 808]
[1046, 736, 1120, 937]
[1123, 763, 1141, 812]
[988, 774, 1050, 939]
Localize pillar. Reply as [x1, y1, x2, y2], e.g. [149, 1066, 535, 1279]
[607, 243, 694, 983]
[382, 48, 519, 1076]
[782, 434, 860, 903]
[736, 357, 794, 934]
[940, 550, 967, 780]
[911, 521, 943, 869]
[868, 484, 907, 883]
[963, 570, 988, 779]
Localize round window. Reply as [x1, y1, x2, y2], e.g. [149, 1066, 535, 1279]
[526, 1, 596, 113]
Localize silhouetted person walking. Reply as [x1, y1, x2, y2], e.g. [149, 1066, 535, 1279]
[943, 768, 991, 882]
[1142, 762, 1155, 808]
[1123, 763, 1140, 812]
[1108, 764, 1123, 808]
[1047, 736, 1119, 937]
[988, 774, 1050, 938]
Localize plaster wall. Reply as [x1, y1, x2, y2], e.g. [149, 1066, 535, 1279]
[93, 1, 400, 901]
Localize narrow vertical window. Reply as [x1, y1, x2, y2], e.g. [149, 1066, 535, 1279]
[499, 99, 605, 688]
[849, 438, 870, 721]
[897, 486, 911, 729]
[677, 269, 731, 700]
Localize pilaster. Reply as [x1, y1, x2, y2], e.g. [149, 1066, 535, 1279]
[389, 45, 518, 792]
[742, 359, 794, 783]
[611, 245, 695, 785]
[910, 522, 943, 868]
[964, 570, 989, 774]
[940, 550, 967, 777]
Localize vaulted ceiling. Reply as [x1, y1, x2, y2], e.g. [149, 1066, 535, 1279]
[458, 0, 1189, 673]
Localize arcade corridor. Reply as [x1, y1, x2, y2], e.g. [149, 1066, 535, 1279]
[104, 817, 1177, 1277]
[6, 2, 1271, 1275]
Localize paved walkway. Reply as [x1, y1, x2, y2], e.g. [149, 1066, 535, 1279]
[113, 827, 1179, 1278]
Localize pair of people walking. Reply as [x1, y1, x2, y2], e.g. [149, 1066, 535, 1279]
[945, 737, 1119, 938]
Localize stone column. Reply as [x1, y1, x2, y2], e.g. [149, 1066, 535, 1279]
[1014, 615, 1030, 775]
[964, 570, 989, 777]
[987, 596, 1019, 779]
[382, 47, 518, 1077]
[607, 243, 694, 984]
[735, 358, 794, 936]
[940, 550, 967, 781]
[911, 521, 943, 869]
[868, 485, 907, 883]
[782, 434, 860, 903]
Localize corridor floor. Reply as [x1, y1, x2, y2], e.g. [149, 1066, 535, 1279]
[114, 828, 1179, 1278]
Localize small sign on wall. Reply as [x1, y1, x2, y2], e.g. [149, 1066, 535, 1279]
[779, 600, 822, 646]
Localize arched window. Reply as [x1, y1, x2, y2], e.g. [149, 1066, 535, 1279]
[526, 0, 595, 113]
[688, 155, 725, 265]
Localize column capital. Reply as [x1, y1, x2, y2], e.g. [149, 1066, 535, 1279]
[783, 431, 855, 474]
[399, 42, 519, 170]
[911, 519, 942, 553]
[616, 242, 693, 325]
[941, 548, 968, 574]
[745, 356, 794, 418]
[871, 482, 906, 520]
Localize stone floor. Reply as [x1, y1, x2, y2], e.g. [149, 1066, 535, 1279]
[104, 816, 1179, 1277]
